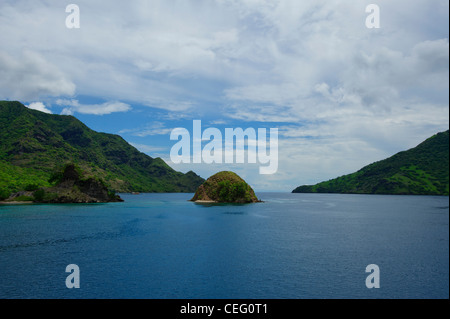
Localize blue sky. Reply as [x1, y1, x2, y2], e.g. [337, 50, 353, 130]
[0, 0, 448, 191]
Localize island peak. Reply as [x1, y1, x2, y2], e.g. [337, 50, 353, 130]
[190, 171, 260, 204]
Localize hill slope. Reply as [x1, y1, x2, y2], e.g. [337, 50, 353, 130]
[0, 101, 204, 194]
[292, 130, 449, 195]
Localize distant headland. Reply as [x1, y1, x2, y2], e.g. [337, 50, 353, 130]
[293, 130, 449, 196]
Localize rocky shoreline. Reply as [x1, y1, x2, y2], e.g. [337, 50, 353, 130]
[1, 164, 123, 204]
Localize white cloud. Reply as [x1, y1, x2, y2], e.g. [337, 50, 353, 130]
[0, 50, 75, 101]
[56, 99, 131, 115]
[119, 121, 174, 137]
[26, 102, 52, 114]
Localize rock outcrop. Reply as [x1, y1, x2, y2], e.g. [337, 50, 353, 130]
[42, 164, 123, 203]
[190, 171, 260, 204]
[2, 164, 123, 203]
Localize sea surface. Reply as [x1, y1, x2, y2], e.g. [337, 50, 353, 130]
[0, 193, 448, 299]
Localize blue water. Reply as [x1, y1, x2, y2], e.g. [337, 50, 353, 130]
[0, 193, 448, 299]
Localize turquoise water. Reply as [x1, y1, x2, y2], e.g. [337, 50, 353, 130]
[0, 193, 448, 299]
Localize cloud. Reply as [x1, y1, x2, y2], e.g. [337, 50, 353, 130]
[2, 1, 447, 113]
[0, 50, 76, 101]
[26, 102, 52, 114]
[56, 99, 131, 115]
[120, 121, 174, 137]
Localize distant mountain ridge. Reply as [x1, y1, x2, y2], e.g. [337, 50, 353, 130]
[293, 130, 449, 195]
[0, 101, 204, 194]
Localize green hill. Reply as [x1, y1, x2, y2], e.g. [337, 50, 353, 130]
[190, 171, 260, 203]
[292, 130, 449, 195]
[0, 101, 204, 196]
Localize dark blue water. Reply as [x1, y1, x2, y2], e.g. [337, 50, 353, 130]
[0, 193, 448, 299]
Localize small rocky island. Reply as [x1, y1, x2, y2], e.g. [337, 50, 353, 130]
[190, 171, 260, 204]
[3, 164, 123, 204]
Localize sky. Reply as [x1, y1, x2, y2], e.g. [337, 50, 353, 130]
[0, 0, 448, 192]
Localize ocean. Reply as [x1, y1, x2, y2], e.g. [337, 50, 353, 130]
[0, 193, 448, 299]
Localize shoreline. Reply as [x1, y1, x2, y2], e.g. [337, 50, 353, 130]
[193, 200, 217, 204]
[0, 201, 35, 205]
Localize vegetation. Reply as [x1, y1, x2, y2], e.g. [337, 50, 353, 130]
[191, 171, 260, 203]
[0, 101, 204, 194]
[12, 195, 34, 202]
[32, 189, 46, 202]
[0, 188, 11, 201]
[293, 130, 449, 195]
